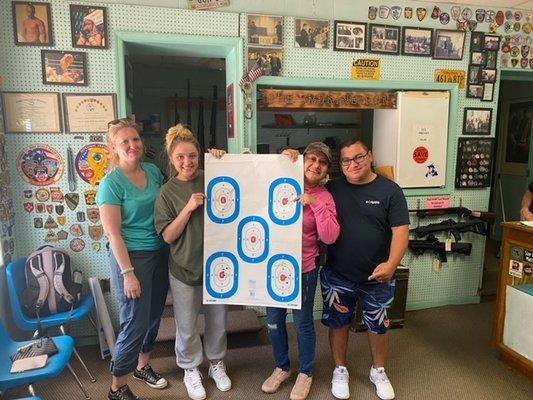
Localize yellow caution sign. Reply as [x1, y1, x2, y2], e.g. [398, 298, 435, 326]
[351, 58, 381, 80]
[434, 69, 466, 89]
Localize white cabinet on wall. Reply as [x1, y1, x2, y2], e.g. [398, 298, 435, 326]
[373, 91, 450, 188]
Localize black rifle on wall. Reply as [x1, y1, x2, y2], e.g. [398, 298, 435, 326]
[209, 85, 217, 149]
[174, 92, 180, 125]
[411, 207, 495, 224]
[187, 79, 192, 127]
[409, 234, 472, 263]
[410, 219, 487, 242]
[197, 96, 205, 150]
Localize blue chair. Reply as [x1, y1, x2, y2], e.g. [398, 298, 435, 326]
[6, 258, 96, 396]
[0, 320, 72, 399]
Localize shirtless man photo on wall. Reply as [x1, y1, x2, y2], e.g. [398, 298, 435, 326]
[13, 2, 51, 45]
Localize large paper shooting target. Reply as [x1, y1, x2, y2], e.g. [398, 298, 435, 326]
[75, 144, 109, 185]
[266, 254, 300, 303]
[17, 145, 64, 186]
[205, 252, 239, 299]
[268, 178, 302, 225]
[237, 216, 269, 263]
[206, 176, 240, 224]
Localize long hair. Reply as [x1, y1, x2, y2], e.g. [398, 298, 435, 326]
[106, 119, 142, 169]
[165, 124, 201, 177]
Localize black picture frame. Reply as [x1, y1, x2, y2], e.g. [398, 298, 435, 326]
[368, 24, 400, 55]
[467, 84, 484, 99]
[480, 68, 497, 83]
[485, 51, 497, 68]
[63, 93, 117, 133]
[433, 29, 466, 60]
[41, 50, 88, 86]
[455, 138, 495, 188]
[483, 34, 500, 51]
[463, 107, 492, 135]
[482, 83, 494, 102]
[468, 65, 481, 84]
[333, 20, 367, 52]
[70, 4, 108, 49]
[470, 51, 487, 66]
[12, 1, 53, 46]
[401, 26, 433, 57]
[470, 31, 484, 52]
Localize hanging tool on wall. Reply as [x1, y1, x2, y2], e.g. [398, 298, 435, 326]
[209, 85, 217, 149]
[239, 63, 264, 119]
[67, 146, 76, 192]
[410, 207, 496, 224]
[410, 218, 487, 242]
[173, 92, 180, 125]
[187, 79, 192, 127]
[197, 96, 205, 150]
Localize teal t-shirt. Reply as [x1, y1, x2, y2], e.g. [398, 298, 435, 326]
[96, 162, 164, 251]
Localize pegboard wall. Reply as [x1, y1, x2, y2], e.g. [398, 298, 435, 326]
[0, 0, 528, 338]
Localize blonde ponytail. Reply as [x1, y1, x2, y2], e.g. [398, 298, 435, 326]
[165, 124, 201, 176]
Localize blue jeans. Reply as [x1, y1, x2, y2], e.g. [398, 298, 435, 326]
[266, 268, 318, 376]
[109, 246, 169, 376]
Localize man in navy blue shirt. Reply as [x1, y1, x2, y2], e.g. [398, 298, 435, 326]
[322, 138, 409, 400]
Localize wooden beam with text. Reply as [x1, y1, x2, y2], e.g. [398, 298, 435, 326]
[259, 89, 397, 111]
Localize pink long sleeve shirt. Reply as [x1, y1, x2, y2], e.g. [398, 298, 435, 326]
[302, 185, 340, 273]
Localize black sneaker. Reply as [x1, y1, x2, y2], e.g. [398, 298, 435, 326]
[133, 364, 168, 389]
[108, 385, 140, 400]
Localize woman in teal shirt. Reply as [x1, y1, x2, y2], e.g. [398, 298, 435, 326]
[97, 119, 169, 400]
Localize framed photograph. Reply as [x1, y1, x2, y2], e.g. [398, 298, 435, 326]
[63, 93, 117, 133]
[482, 83, 494, 102]
[333, 21, 367, 52]
[467, 84, 484, 99]
[70, 4, 107, 48]
[470, 51, 486, 66]
[463, 107, 492, 135]
[247, 14, 283, 47]
[483, 34, 500, 51]
[433, 29, 466, 60]
[455, 138, 494, 188]
[295, 18, 330, 49]
[501, 98, 533, 175]
[41, 50, 87, 86]
[485, 51, 497, 68]
[468, 65, 481, 84]
[247, 47, 283, 76]
[481, 68, 497, 83]
[1, 92, 62, 133]
[369, 24, 400, 54]
[12, 1, 53, 46]
[401, 26, 433, 56]
[470, 31, 484, 52]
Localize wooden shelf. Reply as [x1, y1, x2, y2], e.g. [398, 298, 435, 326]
[261, 123, 359, 129]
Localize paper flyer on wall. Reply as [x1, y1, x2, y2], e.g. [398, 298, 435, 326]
[203, 153, 303, 309]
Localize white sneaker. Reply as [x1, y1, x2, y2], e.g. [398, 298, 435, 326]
[369, 367, 395, 400]
[331, 366, 350, 399]
[184, 368, 206, 400]
[208, 360, 232, 391]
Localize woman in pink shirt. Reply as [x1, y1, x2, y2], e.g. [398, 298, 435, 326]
[262, 142, 340, 400]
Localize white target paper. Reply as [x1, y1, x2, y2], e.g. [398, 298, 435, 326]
[203, 154, 303, 309]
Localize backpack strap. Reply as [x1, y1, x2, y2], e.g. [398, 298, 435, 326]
[52, 251, 75, 307]
[28, 255, 50, 311]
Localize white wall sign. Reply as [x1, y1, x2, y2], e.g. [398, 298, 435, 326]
[188, 0, 229, 10]
[203, 154, 303, 309]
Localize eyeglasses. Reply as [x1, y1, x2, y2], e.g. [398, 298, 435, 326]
[340, 151, 369, 167]
[304, 154, 329, 167]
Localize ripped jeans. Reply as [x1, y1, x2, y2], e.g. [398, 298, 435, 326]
[265, 268, 318, 376]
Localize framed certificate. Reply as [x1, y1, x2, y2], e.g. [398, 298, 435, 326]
[63, 93, 116, 133]
[2, 92, 62, 133]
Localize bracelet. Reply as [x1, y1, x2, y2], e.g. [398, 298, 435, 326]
[120, 267, 135, 275]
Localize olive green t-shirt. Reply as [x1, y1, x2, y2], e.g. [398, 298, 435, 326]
[154, 171, 204, 285]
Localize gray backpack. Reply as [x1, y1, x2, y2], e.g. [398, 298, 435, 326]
[22, 246, 82, 318]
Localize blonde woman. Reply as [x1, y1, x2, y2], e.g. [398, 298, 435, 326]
[97, 119, 169, 400]
[154, 124, 230, 400]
